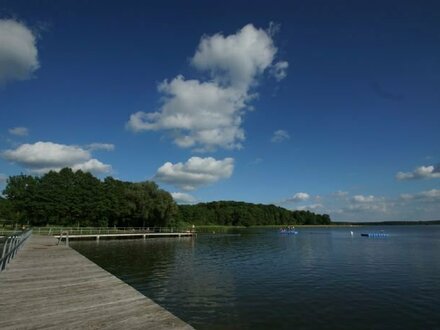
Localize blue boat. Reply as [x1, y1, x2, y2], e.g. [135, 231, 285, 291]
[361, 233, 389, 238]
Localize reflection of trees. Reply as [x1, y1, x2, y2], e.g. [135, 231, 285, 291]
[72, 236, 239, 327]
[72, 238, 179, 287]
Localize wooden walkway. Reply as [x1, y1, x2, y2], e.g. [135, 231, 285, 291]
[0, 235, 194, 329]
[53, 232, 194, 241]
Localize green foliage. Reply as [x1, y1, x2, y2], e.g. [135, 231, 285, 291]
[1, 170, 331, 227]
[176, 201, 331, 226]
[2, 169, 177, 227]
[0, 196, 16, 224]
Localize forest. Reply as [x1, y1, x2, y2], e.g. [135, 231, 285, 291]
[176, 201, 331, 226]
[0, 168, 331, 227]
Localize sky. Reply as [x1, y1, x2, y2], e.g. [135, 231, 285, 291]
[0, 0, 439, 221]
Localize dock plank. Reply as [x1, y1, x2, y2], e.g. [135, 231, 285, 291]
[0, 235, 194, 330]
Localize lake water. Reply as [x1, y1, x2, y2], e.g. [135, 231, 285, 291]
[72, 226, 440, 329]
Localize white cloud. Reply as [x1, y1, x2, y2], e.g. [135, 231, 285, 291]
[0, 173, 7, 184]
[317, 190, 440, 221]
[347, 203, 386, 212]
[191, 23, 279, 90]
[296, 203, 323, 211]
[400, 189, 440, 202]
[286, 192, 310, 202]
[86, 143, 115, 151]
[271, 129, 290, 143]
[154, 157, 234, 191]
[9, 127, 29, 136]
[333, 194, 387, 214]
[71, 159, 112, 173]
[0, 19, 39, 85]
[3, 142, 90, 168]
[171, 192, 197, 204]
[396, 165, 440, 180]
[127, 24, 288, 151]
[352, 195, 377, 203]
[127, 76, 247, 151]
[271, 61, 289, 81]
[2, 141, 112, 175]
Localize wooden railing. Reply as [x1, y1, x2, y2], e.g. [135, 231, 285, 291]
[34, 226, 194, 236]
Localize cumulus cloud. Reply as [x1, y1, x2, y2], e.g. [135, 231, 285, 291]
[127, 24, 288, 151]
[71, 159, 111, 173]
[0, 19, 39, 85]
[396, 165, 440, 180]
[9, 127, 29, 136]
[286, 192, 310, 202]
[127, 76, 247, 151]
[2, 141, 112, 175]
[271, 129, 290, 143]
[191, 24, 279, 90]
[171, 192, 197, 204]
[154, 157, 234, 191]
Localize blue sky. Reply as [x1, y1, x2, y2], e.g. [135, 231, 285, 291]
[0, 0, 439, 221]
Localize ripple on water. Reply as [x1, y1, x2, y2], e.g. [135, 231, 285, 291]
[72, 226, 440, 330]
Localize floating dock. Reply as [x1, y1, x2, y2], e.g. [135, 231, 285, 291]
[0, 235, 194, 329]
[361, 233, 389, 238]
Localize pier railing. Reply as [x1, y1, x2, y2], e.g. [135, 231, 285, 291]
[0, 228, 32, 272]
[33, 226, 194, 236]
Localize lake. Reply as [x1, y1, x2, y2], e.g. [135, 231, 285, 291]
[72, 226, 440, 329]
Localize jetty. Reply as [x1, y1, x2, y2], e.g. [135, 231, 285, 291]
[54, 232, 194, 242]
[0, 234, 194, 329]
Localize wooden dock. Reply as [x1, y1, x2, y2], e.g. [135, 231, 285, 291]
[0, 235, 194, 329]
[53, 232, 194, 241]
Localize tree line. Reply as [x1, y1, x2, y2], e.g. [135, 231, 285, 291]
[0, 168, 177, 227]
[0, 168, 331, 227]
[176, 201, 331, 226]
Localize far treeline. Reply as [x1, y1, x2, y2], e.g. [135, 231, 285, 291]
[176, 201, 331, 226]
[334, 220, 440, 225]
[0, 168, 331, 227]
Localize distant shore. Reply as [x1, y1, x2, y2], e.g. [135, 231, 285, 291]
[332, 220, 440, 226]
[195, 221, 440, 231]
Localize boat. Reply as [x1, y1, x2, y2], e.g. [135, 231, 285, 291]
[280, 229, 298, 235]
[361, 233, 389, 238]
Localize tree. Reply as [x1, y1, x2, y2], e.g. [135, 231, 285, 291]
[2, 174, 40, 225]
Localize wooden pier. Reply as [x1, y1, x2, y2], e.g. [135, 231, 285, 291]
[54, 231, 194, 241]
[0, 235, 194, 329]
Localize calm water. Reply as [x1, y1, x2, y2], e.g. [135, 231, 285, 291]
[72, 226, 440, 329]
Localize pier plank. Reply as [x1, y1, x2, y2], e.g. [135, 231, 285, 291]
[0, 235, 194, 329]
